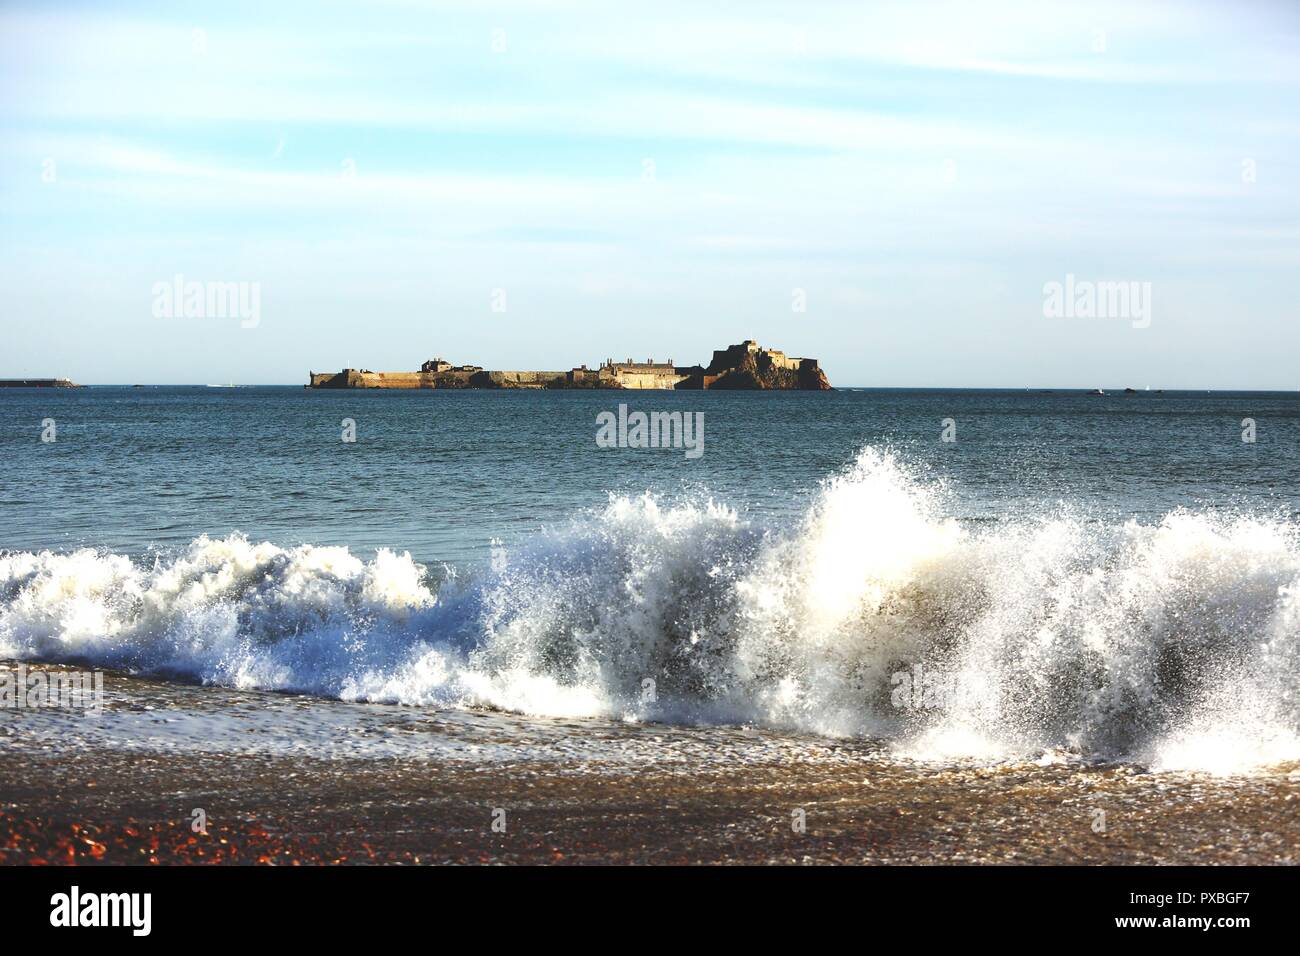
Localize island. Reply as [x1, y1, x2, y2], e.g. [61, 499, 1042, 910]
[0, 379, 80, 388]
[307, 340, 831, 390]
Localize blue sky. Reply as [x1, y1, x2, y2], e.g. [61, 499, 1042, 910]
[1, 0, 1297, 386]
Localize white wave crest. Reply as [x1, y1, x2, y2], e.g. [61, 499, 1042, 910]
[2, 447, 1297, 772]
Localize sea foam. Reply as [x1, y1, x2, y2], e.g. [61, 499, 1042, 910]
[2, 448, 1296, 772]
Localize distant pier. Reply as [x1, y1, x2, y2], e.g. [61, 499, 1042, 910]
[0, 379, 80, 388]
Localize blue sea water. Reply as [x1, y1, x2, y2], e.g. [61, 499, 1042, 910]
[1, 385, 1298, 769]
[2, 386, 1297, 563]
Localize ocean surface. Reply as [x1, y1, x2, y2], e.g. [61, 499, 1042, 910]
[2, 386, 1298, 775]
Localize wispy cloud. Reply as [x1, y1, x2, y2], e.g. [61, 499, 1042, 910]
[0, 0, 1297, 386]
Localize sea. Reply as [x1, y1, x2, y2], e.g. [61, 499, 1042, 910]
[2, 385, 1298, 778]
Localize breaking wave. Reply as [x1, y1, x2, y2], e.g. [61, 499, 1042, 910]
[2, 448, 1297, 773]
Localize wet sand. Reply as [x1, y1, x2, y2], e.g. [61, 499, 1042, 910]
[1, 666, 1297, 865]
[3, 749, 1299, 865]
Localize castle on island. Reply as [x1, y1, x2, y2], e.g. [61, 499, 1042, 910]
[308, 340, 830, 390]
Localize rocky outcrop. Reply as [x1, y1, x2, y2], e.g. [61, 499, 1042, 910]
[704, 351, 831, 390]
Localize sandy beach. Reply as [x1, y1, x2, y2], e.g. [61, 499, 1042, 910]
[3, 667, 1296, 866]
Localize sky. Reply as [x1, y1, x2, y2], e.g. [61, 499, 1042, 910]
[0, 0, 1297, 387]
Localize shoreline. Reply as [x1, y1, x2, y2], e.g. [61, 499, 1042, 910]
[2, 669, 1296, 865]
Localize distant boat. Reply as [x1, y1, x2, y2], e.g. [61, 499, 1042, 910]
[1088, 388, 1105, 396]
